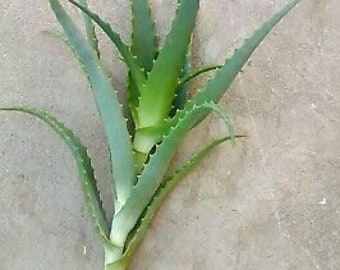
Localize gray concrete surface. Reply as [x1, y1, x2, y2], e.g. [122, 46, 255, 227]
[0, 0, 339, 269]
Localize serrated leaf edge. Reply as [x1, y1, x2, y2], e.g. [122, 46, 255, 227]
[0, 106, 117, 249]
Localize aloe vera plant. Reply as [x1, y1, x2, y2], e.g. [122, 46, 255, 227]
[1, 0, 302, 269]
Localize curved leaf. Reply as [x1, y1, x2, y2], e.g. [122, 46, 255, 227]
[130, 0, 157, 71]
[204, 102, 235, 144]
[123, 135, 244, 259]
[0, 106, 115, 248]
[67, 0, 145, 90]
[166, 0, 301, 143]
[136, 0, 200, 128]
[49, 0, 135, 210]
[128, 0, 158, 124]
[178, 65, 222, 88]
[109, 101, 233, 247]
[132, 0, 300, 161]
[194, 0, 301, 106]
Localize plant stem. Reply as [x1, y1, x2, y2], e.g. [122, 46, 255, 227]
[105, 261, 128, 270]
[104, 255, 130, 270]
[104, 245, 130, 270]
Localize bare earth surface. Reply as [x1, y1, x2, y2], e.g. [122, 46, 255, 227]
[0, 0, 339, 269]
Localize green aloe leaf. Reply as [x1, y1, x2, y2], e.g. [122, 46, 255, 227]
[0, 107, 115, 248]
[136, 0, 200, 128]
[132, 0, 301, 161]
[166, 0, 301, 138]
[132, 98, 234, 169]
[67, 0, 145, 90]
[130, 0, 157, 71]
[78, 0, 100, 58]
[122, 135, 244, 260]
[127, 0, 157, 124]
[48, 0, 135, 210]
[194, 0, 301, 106]
[109, 101, 233, 247]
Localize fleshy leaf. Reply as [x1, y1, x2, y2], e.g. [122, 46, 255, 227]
[194, 0, 301, 106]
[109, 101, 233, 247]
[167, 0, 301, 139]
[67, 0, 145, 90]
[49, 0, 135, 210]
[130, 0, 157, 71]
[127, 0, 158, 124]
[136, 0, 200, 128]
[0, 107, 115, 248]
[122, 135, 244, 259]
[132, 0, 301, 160]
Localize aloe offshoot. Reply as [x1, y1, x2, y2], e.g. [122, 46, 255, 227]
[1, 0, 302, 269]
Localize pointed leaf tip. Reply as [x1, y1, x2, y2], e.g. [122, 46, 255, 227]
[194, 0, 302, 107]
[136, 0, 200, 128]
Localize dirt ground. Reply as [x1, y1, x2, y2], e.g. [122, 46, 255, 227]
[0, 1, 338, 269]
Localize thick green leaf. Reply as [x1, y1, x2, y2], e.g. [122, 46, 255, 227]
[127, 0, 157, 125]
[123, 135, 244, 259]
[67, 0, 145, 90]
[136, 0, 200, 128]
[194, 0, 301, 106]
[132, 99, 234, 169]
[78, 0, 100, 58]
[166, 0, 301, 139]
[130, 0, 157, 71]
[109, 101, 233, 247]
[49, 0, 135, 210]
[132, 0, 300, 171]
[170, 0, 197, 115]
[105, 260, 129, 270]
[0, 106, 115, 248]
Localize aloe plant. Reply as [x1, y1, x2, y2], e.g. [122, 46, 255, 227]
[1, 0, 301, 269]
